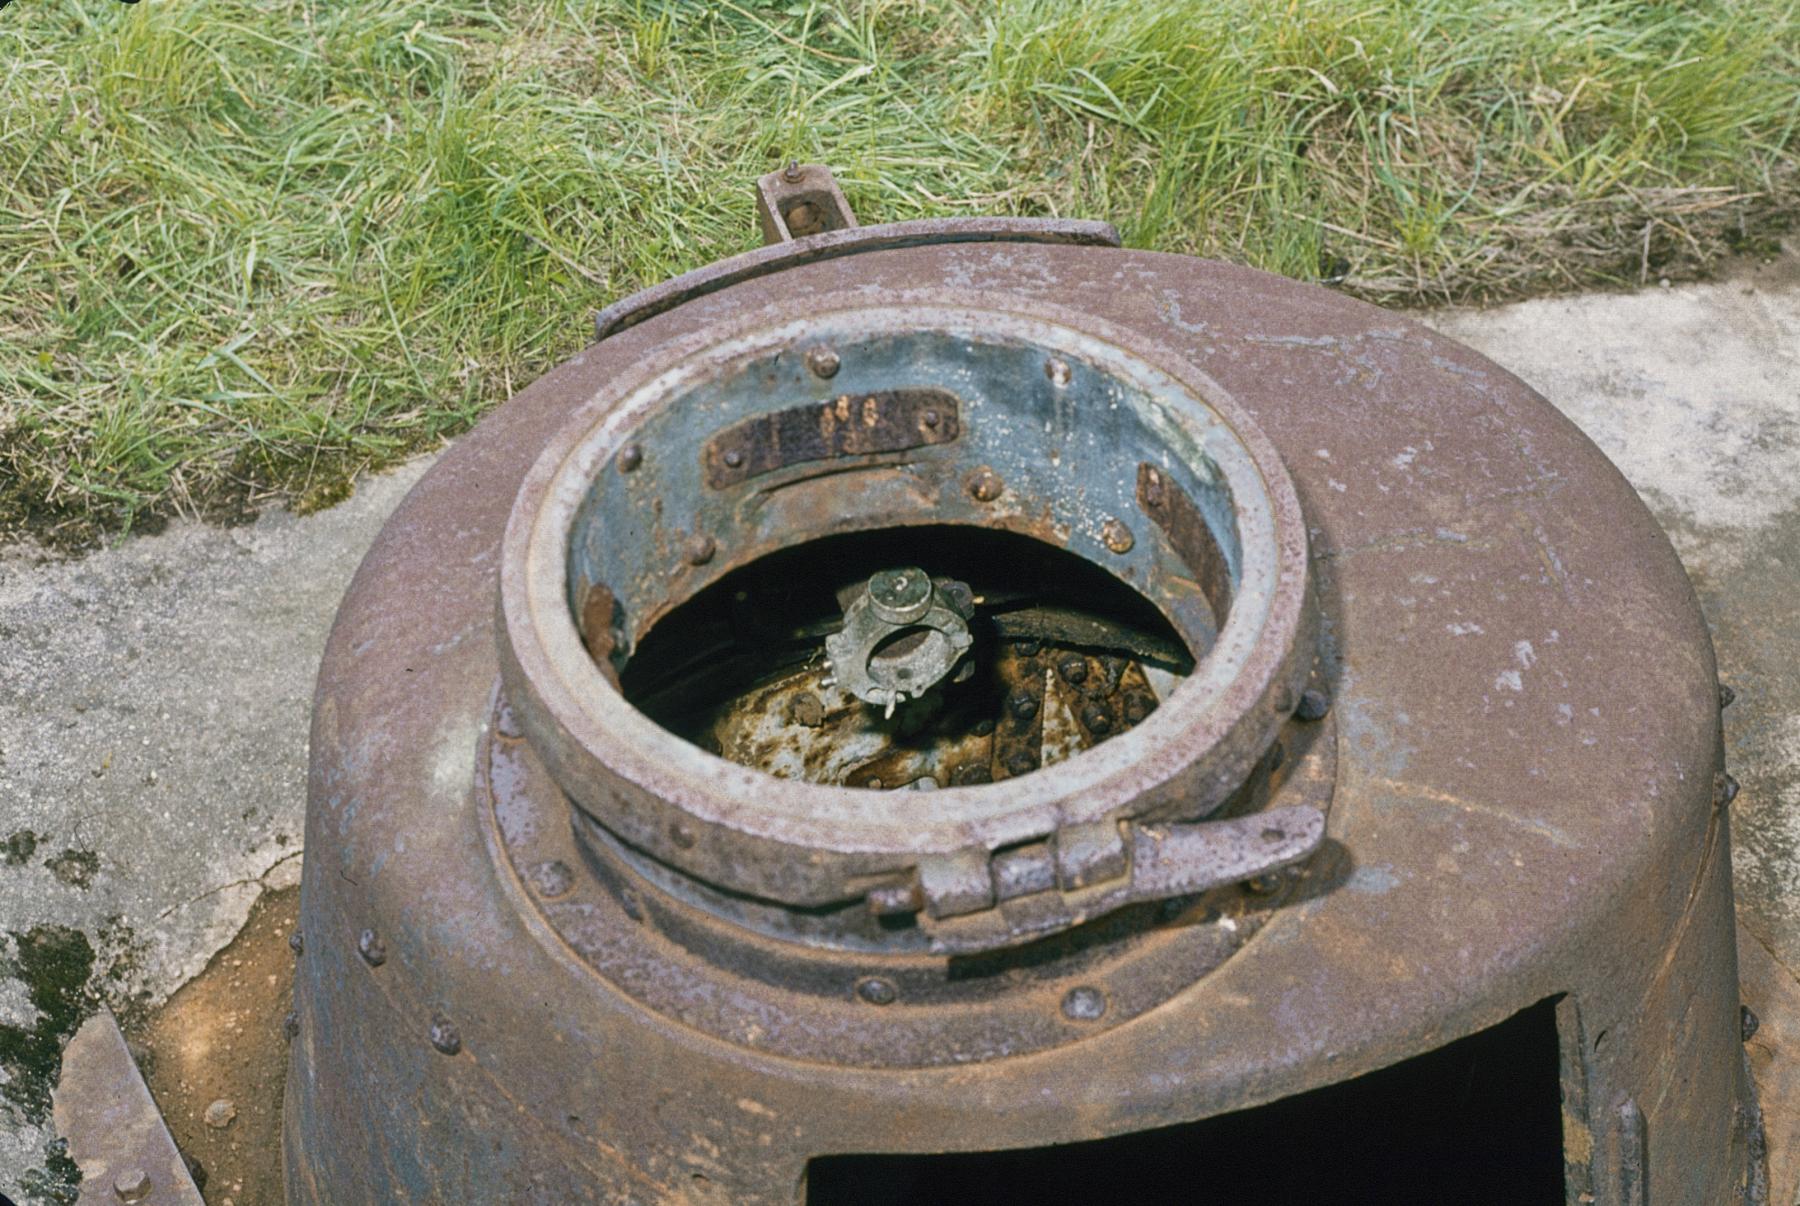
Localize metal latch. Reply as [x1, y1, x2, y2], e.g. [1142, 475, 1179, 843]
[910, 805, 1326, 954]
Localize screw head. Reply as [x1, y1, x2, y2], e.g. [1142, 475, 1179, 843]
[429, 1012, 462, 1055]
[804, 345, 840, 378]
[1061, 985, 1107, 1021]
[113, 1168, 151, 1202]
[531, 859, 574, 899]
[856, 976, 898, 1006]
[1101, 519, 1135, 554]
[357, 928, 387, 967]
[683, 534, 717, 566]
[966, 467, 1004, 502]
[617, 443, 643, 473]
[1295, 685, 1331, 721]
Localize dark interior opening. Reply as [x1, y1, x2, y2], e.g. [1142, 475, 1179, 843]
[805, 996, 1566, 1206]
[620, 526, 1195, 785]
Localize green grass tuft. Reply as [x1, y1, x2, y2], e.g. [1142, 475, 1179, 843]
[2, 0, 1796, 546]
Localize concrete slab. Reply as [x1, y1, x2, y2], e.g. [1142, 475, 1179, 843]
[0, 248, 1795, 1197]
[0, 458, 433, 1190]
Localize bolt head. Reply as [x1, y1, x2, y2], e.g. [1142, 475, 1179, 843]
[1057, 655, 1089, 685]
[113, 1169, 151, 1202]
[856, 976, 898, 1006]
[357, 928, 387, 967]
[1102, 519, 1135, 554]
[429, 1012, 462, 1055]
[966, 467, 1004, 503]
[804, 345, 840, 378]
[867, 567, 932, 623]
[1061, 985, 1107, 1021]
[1295, 686, 1331, 721]
[531, 859, 574, 899]
[1006, 690, 1040, 721]
[1081, 703, 1114, 734]
[783, 160, 804, 183]
[683, 534, 717, 566]
[1122, 692, 1155, 725]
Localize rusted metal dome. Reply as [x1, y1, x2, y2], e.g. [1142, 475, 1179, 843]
[286, 167, 1761, 1203]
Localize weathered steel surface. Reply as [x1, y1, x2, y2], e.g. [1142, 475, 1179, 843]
[288, 240, 1757, 1203]
[52, 1010, 204, 1206]
[702, 389, 961, 489]
[591, 216, 1122, 340]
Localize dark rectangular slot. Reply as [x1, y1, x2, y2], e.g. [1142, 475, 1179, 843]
[807, 996, 1565, 1205]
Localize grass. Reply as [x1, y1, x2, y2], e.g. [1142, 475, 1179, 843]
[1, 0, 1796, 547]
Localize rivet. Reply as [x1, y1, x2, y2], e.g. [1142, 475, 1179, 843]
[112, 1169, 151, 1202]
[1743, 1004, 1761, 1043]
[1057, 655, 1089, 685]
[1061, 985, 1106, 1021]
[1720, 683, 1736, 709]
[428, 1012, 462, 1056]
[357, 928, 387, 968]
[1719, 772, 1741, 807]
[855, 976, 898, 1006]
[1295, 686, 1332, 721]
[1141, 467, 1166, 508]
[923, 408, 941, 429]
[283, 1009, 299, 1041]
[1045, 358, 1073, 387]
[967, 467, 1004, 503]
[722, 447, 746, 469]
[804, 346, 840, 378]
[1102, 519, 1135, 554]
[671, 822, 697, 849]
[287, 930, 303, 957]
[531, 859, 574, 899]
[683, 534, 717, 566]
[617, 443, 643, 473]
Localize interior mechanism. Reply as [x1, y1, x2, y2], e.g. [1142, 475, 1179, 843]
[824, 568, 976, 718]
